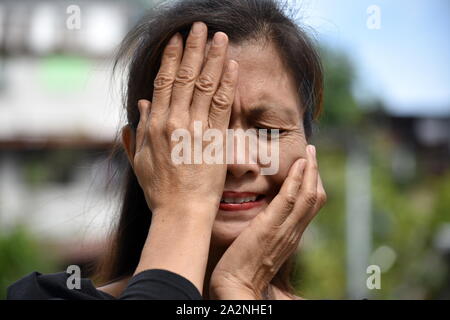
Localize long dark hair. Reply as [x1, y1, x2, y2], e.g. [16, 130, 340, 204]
[93, 0, 324, 297]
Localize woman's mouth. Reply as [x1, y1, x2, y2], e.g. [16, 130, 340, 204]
[219, 191, 266, 211]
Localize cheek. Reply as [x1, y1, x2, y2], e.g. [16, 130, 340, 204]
[267, 136, 307, 192]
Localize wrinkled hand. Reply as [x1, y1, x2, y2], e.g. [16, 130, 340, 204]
[131, 22, 238, 218]
[210, 145, 327, 299]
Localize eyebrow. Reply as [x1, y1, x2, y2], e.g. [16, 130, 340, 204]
[245, 105, 298, 122]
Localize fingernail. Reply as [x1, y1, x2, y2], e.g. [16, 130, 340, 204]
[168, 33, 179, 45]
[228, 60, 237, 72]
[308, 145, 316, 158]
[213, 32, 227, 45]
[192, 22, 205, 34]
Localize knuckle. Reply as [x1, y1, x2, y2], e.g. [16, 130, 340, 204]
[211, 91, 231, 109]
[188, 121, 207, 133]
[195, 74, 215, 95]
[153, 73, 174, 92]
[174, 66, 196, 86]
[221, 73, 235, 87]
[318, 191, 327, 207]
[292, 174, 303, 185]
[283, 193, 297, 212]
[165, 118, 182, 133]
[303, 191, 318, 208]
[149, 118, 160, 132]
[222, 67, 237, 86]
[287, 235, 298, 248]
[148, 118, 158, 131]
[207, 49, 222, 60]
[164, 46, 179, 61]
[185, 38, 201, 50]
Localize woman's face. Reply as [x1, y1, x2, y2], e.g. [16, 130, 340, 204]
[208, 40, 308, 247]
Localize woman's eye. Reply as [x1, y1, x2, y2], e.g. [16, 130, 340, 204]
[254, 127, 286, 137]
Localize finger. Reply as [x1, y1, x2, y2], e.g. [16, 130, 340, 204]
[288, 147, 323, 234]
[152, 33, 183, 116]
[169, 21, 207, 118]
[208, 59, 238, 130]
[305, 173, 327, 223]
[297, 145, 318, 214]
[136, 99, 151, 153]
[191, 32, 229, 122]
[262, 158, 307, 226]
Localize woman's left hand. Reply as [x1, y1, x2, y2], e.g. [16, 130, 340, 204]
[209, 145, 327, 299]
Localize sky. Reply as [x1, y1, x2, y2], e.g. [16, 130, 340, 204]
[288, 0, 450, 116]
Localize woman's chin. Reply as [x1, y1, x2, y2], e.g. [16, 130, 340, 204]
[211, 221, 249, 247]
[211, 199, 270, 247]
[211, 210, 261, 247]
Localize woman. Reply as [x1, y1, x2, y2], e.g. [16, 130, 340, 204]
[8, 0, 326, 300]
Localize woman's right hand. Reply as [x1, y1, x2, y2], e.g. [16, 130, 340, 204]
[131, 22, 238, 220]
[127, 22, 238, 292]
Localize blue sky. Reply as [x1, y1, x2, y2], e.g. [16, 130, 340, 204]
[290, 0, 450, 116]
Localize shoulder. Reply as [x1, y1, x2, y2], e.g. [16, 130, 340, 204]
[7, 271, 112, 300]
[96, 276, 132, 298]
[7, 271, 61, 299]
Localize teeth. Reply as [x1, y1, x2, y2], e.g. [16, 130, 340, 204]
[221, 196, 258, 204]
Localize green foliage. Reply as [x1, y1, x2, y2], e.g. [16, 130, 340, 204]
[293, 47, 449, 299]
[294, 137, 449, 299]
[369, 139, 448, 299]
[0, 225, 59, 299]
[318, 47, 362, 127]
[22, 149, 83, 186]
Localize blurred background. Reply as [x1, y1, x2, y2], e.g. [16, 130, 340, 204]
[0, 0, 449, 299]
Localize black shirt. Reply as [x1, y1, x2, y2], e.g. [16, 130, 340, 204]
[6, 269, 203, 300]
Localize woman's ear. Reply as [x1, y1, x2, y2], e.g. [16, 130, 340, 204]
[121, 125, 136, 168]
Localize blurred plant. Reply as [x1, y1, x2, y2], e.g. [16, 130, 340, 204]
[318, 47, 362, 128]
[292, 46, 450, 299]
[22, 149, 84, 186]
[0, 225, 59, 299]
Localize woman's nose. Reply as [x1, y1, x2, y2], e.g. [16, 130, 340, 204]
[226, 161, 260, 179]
